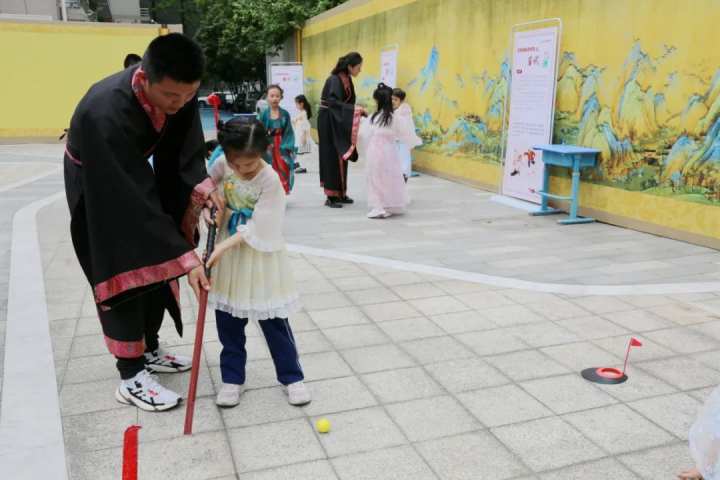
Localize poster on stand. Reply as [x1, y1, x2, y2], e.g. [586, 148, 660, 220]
[269, 63, 304, 118]
[380, 47, 398, 87]
[502, 25, 560, 203]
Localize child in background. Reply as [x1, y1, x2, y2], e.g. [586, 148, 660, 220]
[258, 85, 296, 194]
[391, 88, 420, 181]
[206, 117, 310, 408]
[359, 83, 422, 219]
[292, 94, 314, 174]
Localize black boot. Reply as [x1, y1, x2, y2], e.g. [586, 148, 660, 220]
[325, 197, 343, 208]
[339, 196, 354, 204]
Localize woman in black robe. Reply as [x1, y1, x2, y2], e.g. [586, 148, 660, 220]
[318, 52, 365, 208]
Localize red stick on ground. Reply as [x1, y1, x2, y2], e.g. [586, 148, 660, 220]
[622, 337, 643, 374]
[122, 425, 141, 480]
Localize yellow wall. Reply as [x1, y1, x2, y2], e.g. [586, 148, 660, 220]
[302, 0, 720, 246]
[0, 21, 160, 139]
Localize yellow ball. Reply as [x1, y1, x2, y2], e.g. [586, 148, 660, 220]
[315, 418, 331, 434]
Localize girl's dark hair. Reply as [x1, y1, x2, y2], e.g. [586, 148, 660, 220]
[204, 139, 219, 159]
[217, 117, 269, 157]
[331, 52, 363, 75]
[371, 83, 394, 127]
[294, 94, 312, 119]
[392, 88, 406, 101]
[266, 84, 284, 96]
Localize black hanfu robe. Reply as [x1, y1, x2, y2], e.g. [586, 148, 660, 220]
[317, 72, 362, 198]
[63, 66, 213, 357]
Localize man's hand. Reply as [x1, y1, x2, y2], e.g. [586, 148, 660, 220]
[209, 190, 225, 212]
[187, 265, 210, 301]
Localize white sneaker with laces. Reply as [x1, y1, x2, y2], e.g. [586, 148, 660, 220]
[285, 381, 311, 406]
[216, 383, 245, 408]
[115, 370, 181, 412]
[144, 347, 192, 373]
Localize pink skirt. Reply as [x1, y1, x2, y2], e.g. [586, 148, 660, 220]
[366, 135, 408, 212]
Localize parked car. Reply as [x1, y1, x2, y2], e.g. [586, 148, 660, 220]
[198, 91, 236, 109]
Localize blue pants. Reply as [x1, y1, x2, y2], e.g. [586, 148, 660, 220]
[215, 310, 304, 386]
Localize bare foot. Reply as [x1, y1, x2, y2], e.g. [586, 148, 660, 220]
[678, 467, 703, 480]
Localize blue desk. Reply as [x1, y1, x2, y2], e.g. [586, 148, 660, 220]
[531, 144, 600, 225]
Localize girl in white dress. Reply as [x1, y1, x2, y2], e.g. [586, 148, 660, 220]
[292, 94, 314, 173]
[206, 117, 310, 408]
[358, 83, 422, 219]
[391, 88, 419, 181]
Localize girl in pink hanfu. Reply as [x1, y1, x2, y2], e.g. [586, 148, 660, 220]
[359, 83, 422, 219]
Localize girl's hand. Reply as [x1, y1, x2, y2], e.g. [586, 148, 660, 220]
[206, 234, 244, 267]
[678, 468, 703, 480]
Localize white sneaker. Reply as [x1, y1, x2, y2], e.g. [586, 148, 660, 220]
[144, 347, 192, 373]
[115, 370, 181, 412]
[216, 383, 245, 408]
[367, 208, 389, 219]
[285, 381, 311, 406]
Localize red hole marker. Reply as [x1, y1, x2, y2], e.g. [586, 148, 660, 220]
[581, 337, 643, 385]
[122, 425, 141, 480]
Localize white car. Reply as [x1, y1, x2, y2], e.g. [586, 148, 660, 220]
[198, 91, 236, 108]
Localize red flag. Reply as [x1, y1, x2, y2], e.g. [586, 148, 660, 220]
[630, 337, 643, 347]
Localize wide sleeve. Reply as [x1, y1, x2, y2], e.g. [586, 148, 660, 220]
[235, 168, 286, 252]
[356, 117, 373, 159]
[393, 105, 422, 148]
[281, 110, 296, 155]
[207, 154, 227, 187]
[689, 386, 720, 479]
[321, 75, 363, 160]
[78, 112, 200, 303]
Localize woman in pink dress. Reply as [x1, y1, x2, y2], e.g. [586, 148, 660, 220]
[359, 83, 422, 219]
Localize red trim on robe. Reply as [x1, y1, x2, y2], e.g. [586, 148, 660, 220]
[270, 132, 291, 194]
[131, 68, 166, 133]
[181, 176, 216, 245]
[65, 145, 82, 166]
[341, 107, 363, 161]
[104, 336, 145, 358]
[94, 250, 200, 304]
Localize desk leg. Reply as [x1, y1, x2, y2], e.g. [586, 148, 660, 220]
[540, 163, 551, 212]
[558, 157, 594, 224]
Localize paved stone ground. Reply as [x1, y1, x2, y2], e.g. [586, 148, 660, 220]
[0, 144, 64, 411]
[287, 152, 720, 286]
[3, 143, 720, 479]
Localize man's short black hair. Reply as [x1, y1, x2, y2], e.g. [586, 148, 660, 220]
[142, 33, 205, 84]
[124, 53, 142, 69]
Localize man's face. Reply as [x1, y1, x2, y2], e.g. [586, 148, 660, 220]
[143, 75, 201, 115]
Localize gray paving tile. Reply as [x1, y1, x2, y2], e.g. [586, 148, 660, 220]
[644, 327, 720, 354]
[62, 407, 138, 452]
[564, 404, 675, 454]
[386, 395, 480, 442]
[229, 419, 325, 472]
[409, 296, 471, 316]
[618, 442, 694, 479]
[362, 367, 443, 403]
[455, 330, 528, 356]
[567, 296, 636, 315]
[476, 304, 546, 327]
[361, 301, 421, 322]
[302, 376, 378, 416]
[309, 306, 370, 329]
[401, 336, 476, 364]
[594, 366, 678, 402]
[314, 407, 407, 457]
[521, 373, 618, 414]
[341, 344, 416, 373]
[503, 322, 581, 348]
[239, 460, 338, 480]
[417, 431, 529, 480]
[525, 298, 589, 321]
[459, 384, 553, 427]
[428, 310, 498, 334]
[346, 287, 401, 306]
[332, 445, 436, 480]
[220, 385, 306, 428]
[323, 324, 390, 350]
[139, 431, 236, 479]
[540, 341, 622, 370]
[638, 357, 720, 390]
[492, 417, 605, 472]
[391, 283, 447, 300]
[593, 335, 676, 363]
[378, 316, 445, 342]
[485, 349, 570, 382]
[302, 351, 354, 381]
[603, 310, 675, 332]
[628, 393, 702, 440]
[303, 292, 353, 310]
[555, 315, 631, 340]
[425, 357, 510, 393]
[539, 458, 639, 480]
[332, 275, 383, 291]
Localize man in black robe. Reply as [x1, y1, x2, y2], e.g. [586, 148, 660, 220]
[64, 33, 223, 412]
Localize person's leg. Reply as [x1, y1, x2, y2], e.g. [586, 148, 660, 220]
[142, 284, 191, 373]
[259, 318, 303, 385]
[215, 310, 248, 385]
[100, 290, 181, 411]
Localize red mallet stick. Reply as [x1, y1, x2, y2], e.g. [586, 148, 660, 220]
[122, 425, 141, 480]
[622, 337, 643, 375]
[184, 208, 218, 435]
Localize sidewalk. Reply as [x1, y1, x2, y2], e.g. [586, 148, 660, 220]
[2, 144, 720, 479]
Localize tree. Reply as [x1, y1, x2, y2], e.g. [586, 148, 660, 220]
[195, 0, 346, 86]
